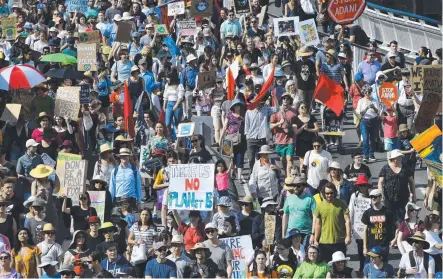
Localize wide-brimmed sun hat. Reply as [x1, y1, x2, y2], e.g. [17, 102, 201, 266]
[99, 143, 112, 154]
[258, 145, 274, 155]
[238, 195, 253, 204]
[35, 112, 51, 123]
[328, 251, 350, 266]
[42, 223, 56, 232]
[299, 46, 313, 57]
[30, 164, 54, 179]
[170, 235, 184, 244]
[260, 197, 278, 208]
[398, 124, 409, 133]
[99, 222, 117, 232]
[190, 242, 211, 257]
[115, 135, 132, 142]
[69, 230, 87, 249]
[229, 98, 246, 110]
[217, 196, 232, 207]
[327, 161, 342, 173]
[407, 231, 430, 249]
[388, 149, 404, 160]
[91, 175, 108, 186]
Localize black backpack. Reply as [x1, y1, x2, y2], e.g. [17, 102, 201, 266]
[398, 251, 430, 278]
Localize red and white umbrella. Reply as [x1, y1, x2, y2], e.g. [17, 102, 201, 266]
[0, 65, 46, 90]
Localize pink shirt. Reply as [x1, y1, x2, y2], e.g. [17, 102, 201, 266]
[381, 115, 398, 139]
[215, 172, 229, 191]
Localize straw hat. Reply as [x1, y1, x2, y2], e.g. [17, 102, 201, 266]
[30, 164, 54, 179]
[407, 232, 430, 249]
[328, 251, 350, 266]
[42, 223, 56, 232]
[99, 143, 112, 154]
[398, 124, 409, 133]
[115, 135, 132, 142]
[99, 222, 117, 232]
[153, 241, 168, 251]
[238, 195, 254, 204]
[170, 235, 184, 244]
[281, 60, 291, 68]
[190, 243, 211, 257]
[35, 112, 51, 123]
[298, 46, 313, 57]
[121, 12, 134, 20]
[118, 148, 133, 156]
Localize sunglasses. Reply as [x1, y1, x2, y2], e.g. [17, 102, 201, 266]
[90, 223, 99, 226]
[191, 139, 199, 143]
[0, 256, 10, 260]
[157, 247, 168, 252]
[33, 206, 43, 211]
[103, 229, 114, 234]
[44, 231, 56, 235]
[171, 243, 181, 248]
[408, 208, 419, 212]
[205, 229, 216, 234]
[371, 195, 381, 200]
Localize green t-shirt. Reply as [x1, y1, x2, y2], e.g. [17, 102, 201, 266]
[315, 199, 349, 244]
[293, 261, 330, 279]
[283, 193, 316, 235]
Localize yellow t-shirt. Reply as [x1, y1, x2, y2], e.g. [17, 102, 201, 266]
[314, 199, 349, 244]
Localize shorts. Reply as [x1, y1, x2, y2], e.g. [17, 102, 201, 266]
[276, 143, 294, 158]
[384, 137, 399, 151]
[99, 95, 110, 108]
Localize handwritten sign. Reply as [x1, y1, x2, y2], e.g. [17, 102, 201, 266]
[79, 31, 101, 43]
[190, 0, 213, 17]
[80, 84, 90, 104]
[264, 213, 276, 245]
[378, 82, 398, 108]
[56, 153, 82, 195]
[88, 191, 106, 223]
[168, 1, 185, 16]
[2, 17, 16, 41]
[57, 153, 82, 162]
[63, 160, 87, 205]
[221, 236, 253, 278]
[55, 87, 81, 121]
[77, 43, 97, 71]
[167, 164, 214, 211]
[197, 71, 216, 90]
[0, 104, 21, 122]
[67, 0, 88, 14]
[115, 22, 132, 43]
[177, 122, 195, 138]
[41, 153, 56, 168]
[415, 66, 442, 133]
[179, 21, 197, 36]
[350, 196, 371, 239]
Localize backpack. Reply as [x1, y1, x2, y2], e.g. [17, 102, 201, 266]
[398, 250, 430, 278]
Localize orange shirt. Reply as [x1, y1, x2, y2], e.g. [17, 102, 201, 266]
[247, 270, 278, 278]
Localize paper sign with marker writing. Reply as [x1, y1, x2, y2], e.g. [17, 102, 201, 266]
[350, 196, 371, 239]
[220, 235, 253, 278]
[0, 104, 21, 122]
[77, 43, 97, 72]
[67, 0, 88, 14]
[179, 21, 197, 36]
[56, 152, 82, 197]
[62, 160, 87, 205]
[88, 191, 106, 223]
[55, 87, 81, 121]
[168, 1, 185, 16]
[167, 164, 214, 211]
[154, 24, 169, 35]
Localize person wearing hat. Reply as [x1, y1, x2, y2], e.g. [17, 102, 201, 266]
[249, 145, 281, 203]
[63, 230, 89, 272]
[89, 175, 112, 221]
[59, 140, 74, 153]
[57, 263, 76, 278]
[326, 251, 357, 278]
[183, 242, 218, 278]
[349, 72, 367, 144]
[182, 54, 199, 119]
[81, 250, 114, 278]
[38, 256, 59, 278]
[203, 222, 234, 278]
[166, 235, 191, 278]
[252, 197, 281, 248]
[361, 188, 395, 263]
[398, 231, 435, 278]
[363, 245, 395, 278]
[212, 196, 240, 234]
[282, 175, 315, 244]
[86, 216, 104, 251]
[128, 64, 146, 105]
[31, 112, 55, 143]
[220, 10, 242, 41]
[398, 123, 416, 173]
[396, 67, 415, 131]
[327, 161, 354, 205]
[270, 92, 297, 176]
[111, 47, 135, 82]
[423, 211, 442, 273]
[378, 148, 416, 220]
[109, 148, 142, 211]
[320, 49, 349, 91]
[16, 139, 43, 178]
[37, 224, 63, 264]
[100, 241, 131, 277]
[92, 143, 116, 186]
[145, 241, 176, 278]
[394, 202, 425, 255]
[343, 152, 372, 183]
[0, 250, 20, 278]
[381, 51, 402, 82]
[357, 51, 382, 86]
[237, 195, 259, 236]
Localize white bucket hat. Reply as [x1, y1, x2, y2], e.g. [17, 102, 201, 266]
[388, 149, 404, 160]
[327, 161, 342, 173]
[186, 54, 197, 63]
[328, 251, 350, 266]
[258, 145, 274, 155]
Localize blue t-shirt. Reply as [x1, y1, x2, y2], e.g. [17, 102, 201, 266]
[145, 258, 177, 278]
[363, 263, 395, 278]
[283, 193, 316, 235]
[40, 273, 61, 278]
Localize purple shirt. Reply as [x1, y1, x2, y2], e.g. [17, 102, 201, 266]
[357, 60, 381, 85]
[226, 111, 244, 134]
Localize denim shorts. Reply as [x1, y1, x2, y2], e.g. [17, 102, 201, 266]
[384, 137, 399, 151]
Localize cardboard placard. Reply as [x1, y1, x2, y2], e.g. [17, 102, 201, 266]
[258, 5, 268, 27]
[179, 21, 197, 36]
[67, 0, 88, 14]
[55, 87, 81, 121]
[79, 30, 101, 43]
[77, 43, 97, 72]
[55, 152, 82, 196]
[177, 122, 195, 138]
[411, 65, 441, 94]
[273, 17, 299, 37]
[264, 213, 276, 245]
[350, 196, 371, 239]
[167, 164, 215, 211]
[62, 160, 87, 205]
[297, 18, 319, 47]
[221, 139, 233, 157]
[154, 24, 169, 35]
[88, 191, 106, 223]
[80, 84, 90, 104]
[168, 1, 185, 16]
[220, 236, 253, 278]
[197, 71, 216, 90]
[0, 104, 21, 122]
[378, 82, 399, 108]
[2, 17, 16, 41]
[415, 66, 442, 133]
[233, 0, 250, 14]
[190, 0, 213, 17]
[115, 22, 132, 43]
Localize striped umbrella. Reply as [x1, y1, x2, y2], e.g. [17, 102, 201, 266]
[0, 65, 46, 90]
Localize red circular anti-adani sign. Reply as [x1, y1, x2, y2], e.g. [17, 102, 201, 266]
[328, 0, 367, 25]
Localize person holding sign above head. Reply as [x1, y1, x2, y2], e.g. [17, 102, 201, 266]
[172, 209, 210, 253]
[183, 242, 219, 278]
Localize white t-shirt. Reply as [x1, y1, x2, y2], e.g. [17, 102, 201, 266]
[399, 251, 435, 278]
[303, 150, 332, 188]
[424, 230, 442, 255]
[37, 241, 64, 263]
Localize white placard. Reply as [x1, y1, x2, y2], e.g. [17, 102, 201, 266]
[167, 164, 215, 211]
[351, 196, 371, 239]
[273, 16, 300, 37]
[220, 235, 254, 278]
[297, 18, 320, 47]
[168, 1, 185, 16]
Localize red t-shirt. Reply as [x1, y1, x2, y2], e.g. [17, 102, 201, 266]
[178, 221, 205, 252]
[270, 108, 297, 145]
[349, 83, 363, 110]
[380, 115, 398, 139]
[399, 220, 424, 240]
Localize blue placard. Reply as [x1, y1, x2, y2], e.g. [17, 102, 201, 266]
[67, 0, 88, 14]
[80, 84, 90, 104]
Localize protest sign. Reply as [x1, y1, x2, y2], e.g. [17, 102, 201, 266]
[115, 22, 132, 43]
[67, 0, 88, 14]
[297, 19, 319, 47]
[11, 0, 22, 8]
[221, 139, 233, 157]
[168, 1, 185, 16]
[190, 0, 213, 17]
[350, 196, 371, 239]
[378, 82, 398, 108]
[233, 0, 250, 14]
[273, 17, 299, 37]
[264, 213, 276, 245]
[258, 5, 268, 26]
[88, 191, 106, 222]
[0, 104, 21, 122]
[220, 235, 253, 278]
[41, 153, 56, 168]
[57, 153, 82, 161]
[411, 124, 442, 186]
[411, 65, 441, 94]
[79, 30, 101, 43]
[77, 43, 97, 71]
[80, 84, 91, 104]
[197, 71, 216, 90]
[179, 21, 197, 36]
[2, 17, 16, 41]
[167, 164, 215, 211]
[154, 24, 169, 35]
[177, 122, 195, 138]
[62, 160, 87, 205]
[139, 145, 150, 178]
[415, 66, 442, 133]
[56, 153, 82, 194]
[55, 87, 81, 121]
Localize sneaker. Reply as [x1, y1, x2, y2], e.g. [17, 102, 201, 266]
[363, 158, 368, 163]
[369, 157, 376, 162]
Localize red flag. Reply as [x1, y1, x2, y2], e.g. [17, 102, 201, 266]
[313, 74, 345, 117]
[247, 67, 275, 110]
[227, 67, 235, 100]
[123, 81, 135, 137]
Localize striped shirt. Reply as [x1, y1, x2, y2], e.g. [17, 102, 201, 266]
[130, 222, 157, 250]
[320, 62, 344, 84]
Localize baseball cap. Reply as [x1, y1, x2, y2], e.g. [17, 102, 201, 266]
[26, 139, 39, 148]
[369, 189, 382, 197]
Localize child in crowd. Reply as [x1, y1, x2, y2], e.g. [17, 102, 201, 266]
[212, 196, 240, 234]
[215, 159, 231, 198]
[379, 107, 398, 151]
